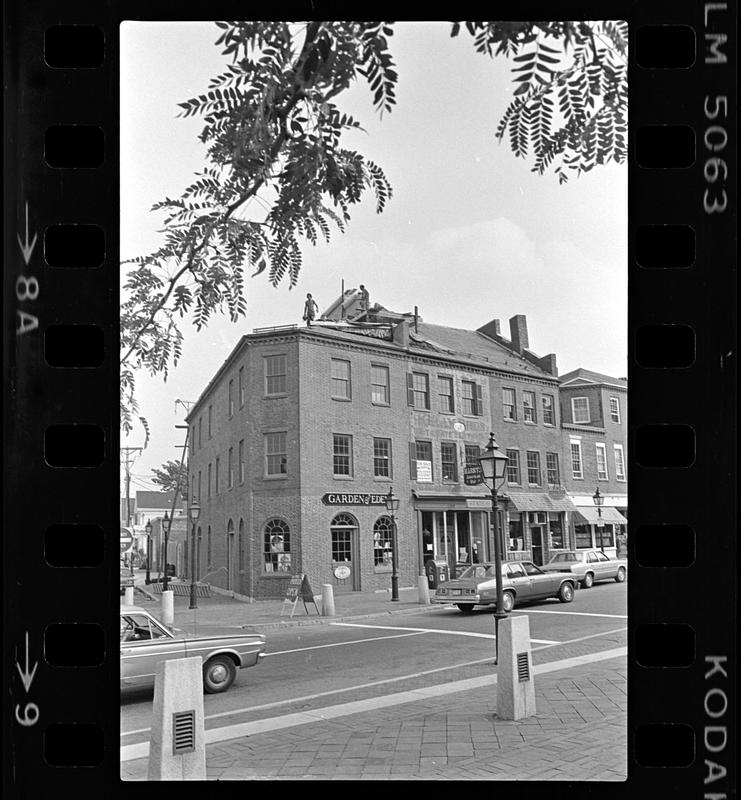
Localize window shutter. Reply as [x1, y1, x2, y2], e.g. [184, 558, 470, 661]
[474, 383, 483, 416]
[409, 441, 417, 479]
[406, 373, 415, 406]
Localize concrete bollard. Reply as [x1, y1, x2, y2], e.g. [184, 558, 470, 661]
[161, 590, 174, 628]
[321, 583, 335, 617]
[148, 656, 206, 780]
[124, 587, 134, 605]
[417, 574, 430, 605]
[496, 615, 536, 720]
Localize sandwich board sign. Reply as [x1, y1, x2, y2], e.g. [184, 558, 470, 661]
[280, 574, 320, 618]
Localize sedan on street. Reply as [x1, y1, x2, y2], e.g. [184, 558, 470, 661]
[434, 560, 578, 613]
[540, 550, 627, 588]
[120, 605, 266, 694]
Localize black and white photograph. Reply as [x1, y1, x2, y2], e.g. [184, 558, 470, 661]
[119, 20, 629, 781]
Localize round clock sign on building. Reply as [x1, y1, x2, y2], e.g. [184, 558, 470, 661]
[453, 422, 465, 433]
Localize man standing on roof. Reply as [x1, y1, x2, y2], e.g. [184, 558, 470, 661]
[358, 284, 370, 313]
[303, 293, 319, 326]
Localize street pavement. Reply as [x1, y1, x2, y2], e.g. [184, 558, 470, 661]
[122, 572, 627, 781]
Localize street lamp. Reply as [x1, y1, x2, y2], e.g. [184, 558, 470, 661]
[592, 486, 605, 553]
[144, 520, 152, 584]
[478, 433, 509, 664]
[161, 511, 171, 591]
[188, 499, 201, 609]
[384, 487, 400, 601]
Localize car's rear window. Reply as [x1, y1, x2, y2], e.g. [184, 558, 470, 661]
[551, 553, 579, 563]
[458, 565, 501, 579]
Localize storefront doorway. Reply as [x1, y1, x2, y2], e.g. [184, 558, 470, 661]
[330, 513, 360, 591]
[420, 509, 488, 577]
[530, 526, 544, 566]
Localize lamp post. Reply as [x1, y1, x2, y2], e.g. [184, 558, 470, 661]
[188, 499, 201, 609]
[161, 511, 171, 591]
[478, 433, 509, 664]
[384, 487, 400, 601]
[144, 520, 152, 584]
[593, 487, 605, 553]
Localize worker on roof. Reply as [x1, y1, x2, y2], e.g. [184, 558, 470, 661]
[303, 293, 319, 326]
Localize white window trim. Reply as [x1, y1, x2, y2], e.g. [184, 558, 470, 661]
[595, 442, 609, 480]
[614, 443, 626, 481]
[609, 396, 621, 424]
[264, 354, 288, 397]
[571, 396, 590, 424]
[570, 438, 583, 480]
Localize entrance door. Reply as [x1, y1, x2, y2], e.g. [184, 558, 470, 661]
[331, 513, 359, 591]
[226, 520, 235, 590]
[531, 526, 544, 566]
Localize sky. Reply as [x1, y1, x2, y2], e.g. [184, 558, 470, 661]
[120, 21, 627, 496]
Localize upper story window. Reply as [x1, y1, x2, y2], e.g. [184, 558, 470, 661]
[228, 446, 234, 488]
[570, 439, 583, 479]
[441, 442, 458, 482]
[506, 449, 521, 484]
[333, 434, 353, 477]
[464, 443, 481, 467]
[438, 376, 454, 413]
[596, 443, 609, 480]
[371, 364, 390, 405]
[609, 396, 621, 424]
[208, 405, 213, 438]
[238, 366, 245, 407]
[503, 388, 516, 421]
[546, 452, 560, 486]
[614, 444, 626, 481]
[410, 440, 433, 482]
[523, 391, 537, 423]
[198, 416, 203, 448]
[331, 358, 352, 400]
[264, 354, 287, 396]
[228, 379, 234, 417]
[265, 431, 287, 476]
[215, 456, 221, 494]
[461, 380, 483, 416]
[407, 372, 430, 410]
[238, 439, 245, 484]
[207, 463, 212, 498]
[526, 451, 541, 486]
[542, 394, 555, 425]
[373, 437, 392, 478]
[571, 397, 590, 424]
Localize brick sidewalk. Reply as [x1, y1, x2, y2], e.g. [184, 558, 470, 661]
[121, 653, 626, 781]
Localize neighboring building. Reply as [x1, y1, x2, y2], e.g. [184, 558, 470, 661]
[559, 368, 628, 556]
[185, 293, 618, 600]
[150, 514, 189, 578]
[119, 490, 186, 563]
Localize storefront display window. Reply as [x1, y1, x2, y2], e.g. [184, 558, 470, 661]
[548, 513, 565, 549]
[509, 517, 523, 551]
[575, 524, 592, 549]
[373, 516, 393, 568]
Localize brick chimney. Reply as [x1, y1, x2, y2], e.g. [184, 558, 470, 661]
[477, 318, 502, 339]
[509, 315, 529, 354]
[538, 353, 558, 376]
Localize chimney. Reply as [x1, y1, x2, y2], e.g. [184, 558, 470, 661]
[392, 319, 409, 347]
[509, 314, 529, 354]
[477, 318, 502, 340]
[538, 353, 558, 376]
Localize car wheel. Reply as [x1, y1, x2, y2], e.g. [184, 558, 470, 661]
[457, 603, 475, 613]
[582, 572, 594, 589]
[558, 582, 575, 603]
[203, 655, 237, 694]
[615, 567, 626, 583]
[501, 591, 515, 613]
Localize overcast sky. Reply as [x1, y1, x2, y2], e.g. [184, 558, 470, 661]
[120, 20, 627, 496]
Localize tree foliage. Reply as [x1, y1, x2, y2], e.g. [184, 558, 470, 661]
[120, 20, 626, 435]
[151, 459, 189, 501]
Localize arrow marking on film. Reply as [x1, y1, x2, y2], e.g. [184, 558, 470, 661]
[16, 633, 38, 693]
[17, 202, 38, 266]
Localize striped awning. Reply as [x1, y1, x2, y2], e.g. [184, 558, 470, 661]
[573, 506, 628, 525]
[506, 493, 576, 513]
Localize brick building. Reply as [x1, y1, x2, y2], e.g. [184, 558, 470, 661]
[185, 295, 626, 599]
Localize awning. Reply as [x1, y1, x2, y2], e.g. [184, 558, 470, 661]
[506, 493, 576, 513]
[573, 506, 628, 525]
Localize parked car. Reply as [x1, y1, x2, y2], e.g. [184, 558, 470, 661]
[120, 567, 135, 595]
[120, 605, 266, 693]
[434, 560, 578, 613]
[540, 550, 627, 588]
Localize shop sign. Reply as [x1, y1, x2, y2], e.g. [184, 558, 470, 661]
[334, 565, 351, 580]
[322, 493, 388, 506]
[416, 460, 433, 483]
[280, 574, 320, 618]
[463, 464, 484, 486]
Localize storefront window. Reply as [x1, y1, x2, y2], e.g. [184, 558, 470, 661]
[264, 519, 291, 572]
[373, 516, 393, 568]
[596, 524, 615, 548]
[575, 524, 592, 549]
[508, 517, 523, 551]
[548, 513, 565, 549]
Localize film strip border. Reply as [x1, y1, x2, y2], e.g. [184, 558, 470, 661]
[2, 2, 736, 795]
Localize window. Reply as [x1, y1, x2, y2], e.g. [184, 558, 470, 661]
[190, 427, 195, 454]
[523, 391, 536, 423]
[373, 437, 392, 478]
[441, 442, 458, 482]
[526, 451, 541, 486]
[506, 449, 521, 483]
[331, 358, 351, 400]
[265, 432, 287, 476]
[238, 366, 245, 407]
[571, 396, 590, 424]
[215, 456, 221, 494]
[438, 376, 454, 413]
[546, 452, 560, 486]
[575, 525, 592, 549]
[207, 463, 212, 498]
[228, 446, 234, 488]
[198, 416, 202, 448]
[373, 516, 394, 567]
[462, 380, 483, 416]
[542, 394, 555, 425]
[331, 515, 355, 563]
[208, 405, 212, 438]
[410, 440, 433, 481]
[228, 379, 234, 417]
[371, 364, 390, 405]
[197, 471, 202, 503]
[549, 513, 565, 549]
[407, 372, 430, 410]
[264, 519, 291, 572]
[207, 525, 212, 568]
[333, 434, 353, 477]
[238, 519, 245, 570]
[191, 475, 196, 502]
[264, 354, 287, 395]
[503, 388, 516, 420]
[238, 439, 245, 484]
[465, 444, 481, 467]
[596, 443, 609, 480]
[570, 439, 583, 479]
[614, 444, 626, 481]
[610, 396, 621, 424]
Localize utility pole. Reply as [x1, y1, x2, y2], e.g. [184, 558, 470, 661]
[121, 446, 143, 575]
